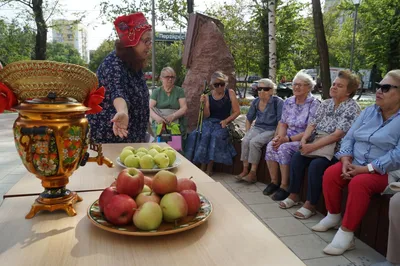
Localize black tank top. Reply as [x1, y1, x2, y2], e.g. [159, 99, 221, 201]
[209, 89, 232, 120]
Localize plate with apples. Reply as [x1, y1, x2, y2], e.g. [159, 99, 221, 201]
[87, 168, 213, 236]
[116, 144, 181, 173]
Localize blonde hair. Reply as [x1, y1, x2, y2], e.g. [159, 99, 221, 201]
[211, 71, 228, 85]
[160, 66, 176, 78]
[386, 69, 400, 84]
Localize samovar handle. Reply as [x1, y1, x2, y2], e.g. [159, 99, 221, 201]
[19, 126, 53, 163]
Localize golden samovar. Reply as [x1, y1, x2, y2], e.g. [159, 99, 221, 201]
[0, 61, 113, 219]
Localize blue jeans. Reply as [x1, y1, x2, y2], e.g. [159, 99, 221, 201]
[288, 151, 337, 205]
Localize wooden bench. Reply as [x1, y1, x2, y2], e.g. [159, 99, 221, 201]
[214, 140, 392, 257]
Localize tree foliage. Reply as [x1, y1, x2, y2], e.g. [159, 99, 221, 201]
[46, 42, 86, 65]
[0, 19, 35, 63]
[88, 39, 115, 72]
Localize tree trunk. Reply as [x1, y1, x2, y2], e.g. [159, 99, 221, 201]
[312, 0, 330, 99]
[260, 2, 269, 78]
[388, 7, 400, 71]
[268, 0, 277, 83]
[32, 0, 47, 60]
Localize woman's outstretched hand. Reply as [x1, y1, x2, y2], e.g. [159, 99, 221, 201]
[111, 112, 129, 138]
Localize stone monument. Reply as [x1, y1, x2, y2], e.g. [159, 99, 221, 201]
[182, 13, 236, 131]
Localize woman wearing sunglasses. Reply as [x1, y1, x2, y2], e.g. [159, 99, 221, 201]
[312, 69, 400, 256]
[263, 72, 320, 199]
[188, 71, 240, 176]
[279, 70, 361, 218]
[236, 78, 284, 183]
[149, 67, 187, 149]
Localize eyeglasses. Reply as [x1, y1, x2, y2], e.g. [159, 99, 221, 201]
[140, 38, 152, 46]
[257, 87, 272, 92]
[213, 82, 225, 87]
[293, 83, 307, 87]
[163, 76, 176, 80]
[376, 83, 399, 93]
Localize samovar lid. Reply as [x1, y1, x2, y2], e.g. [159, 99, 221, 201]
[15, 92, 89, 112]
[25, 92, 78, 104]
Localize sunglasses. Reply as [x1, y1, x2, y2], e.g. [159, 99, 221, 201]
[213, 82, 225, 87]
[163, 76, 176, 79]
[257, 87, 272, 92]
[376, 83, 399, 93]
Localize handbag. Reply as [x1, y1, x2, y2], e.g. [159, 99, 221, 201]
[156, 122, 182, 151]
[302, 130, 336, 160]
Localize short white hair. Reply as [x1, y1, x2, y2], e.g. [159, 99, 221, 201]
[293, 71, 316, 89]
[258, 78, 276, 90]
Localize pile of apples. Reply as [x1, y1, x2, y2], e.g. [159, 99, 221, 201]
[98, 168, 201, 231]
[119, 144, 176, 169]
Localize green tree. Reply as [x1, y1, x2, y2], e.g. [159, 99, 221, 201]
[46, 42, 85, 65]
[88, 40, 115, 72]
[0, 19, 35, 63]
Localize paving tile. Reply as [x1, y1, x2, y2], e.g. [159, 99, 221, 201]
[303, 256, 354, 266]
[304, 222, 338, 243]
[226, 181, 261, 193]
[343, 238, 386, 266]
[264, 216, 312, 237]
[255, 181, 268, 191]
[0, 173, 25, 185]
[280, 234, 330, 260]
[237, 191, 274, 204]
[249, 203, 292, 219]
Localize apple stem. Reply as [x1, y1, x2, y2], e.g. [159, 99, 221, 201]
[189, 176, 193, 180]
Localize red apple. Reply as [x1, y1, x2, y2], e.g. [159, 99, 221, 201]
[144, 176, 153, 187]
[103, 194, 137, 226]
[152, 170, 177, 195]
[116, 168, 144, 198]
[110, 179, 117, 187]
[180, 190, 201, 216]
[177, 177, 197, 192]
[135, 191, 161, 207]
[99, 186, 118, 212]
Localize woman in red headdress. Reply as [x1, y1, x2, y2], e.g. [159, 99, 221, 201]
[87, 12, 153, 143]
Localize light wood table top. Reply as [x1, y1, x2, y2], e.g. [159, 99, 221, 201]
[6, 143, 214, 197]
[0, 182, 304, 266]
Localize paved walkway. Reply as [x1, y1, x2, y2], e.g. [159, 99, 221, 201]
[0, 113, 385, 266]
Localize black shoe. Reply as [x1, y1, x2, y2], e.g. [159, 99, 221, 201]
[271, 188, 290, 201]
[263, 183, 280, 196]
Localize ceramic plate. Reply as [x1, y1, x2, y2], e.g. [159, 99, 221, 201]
[87, 193, 213, 236]
[116, 157, 181, 173]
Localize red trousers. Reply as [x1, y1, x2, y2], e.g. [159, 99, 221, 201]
[323, 162, 388, 231]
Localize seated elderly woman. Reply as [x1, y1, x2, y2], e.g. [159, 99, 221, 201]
[236, 78, 284, 183]
[150, 67, 187, 149]
[186, 71, 240, 176]
[263, 72, 320, 200]
[279, 70, 361, 218]
[312, 69, 400, 256]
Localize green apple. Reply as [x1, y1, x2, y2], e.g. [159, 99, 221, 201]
[153, 153, 170, 169]
[133, 202, 163, 231]
[161, 147, 175, 152]
[120, 149, 134, 163]
[141, 184, 151, 193]
[147, 148, 159, 158]
[149, 144, 162, 152]
[160, 192, 188, 222]
[135, 151, 147, 158]
[136, 147, 148, 154]
[123, 146, 136, 154]
[124, 154, 140, 168]
[140, 154, 155, 169]
[163, 150, 176, 166]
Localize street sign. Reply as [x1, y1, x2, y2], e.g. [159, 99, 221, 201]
[155, 32, 186, 42]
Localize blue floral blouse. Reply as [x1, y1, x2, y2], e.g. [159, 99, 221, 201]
[87, 51, 150, 143]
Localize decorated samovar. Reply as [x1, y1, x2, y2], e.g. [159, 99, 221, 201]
[0, 60, 113, 219]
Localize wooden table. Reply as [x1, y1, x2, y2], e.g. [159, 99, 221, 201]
[6, 143, 214, 197]
[0, 182, 304, 266]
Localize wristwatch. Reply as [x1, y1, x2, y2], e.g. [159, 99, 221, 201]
[367, 163, 375, 174]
